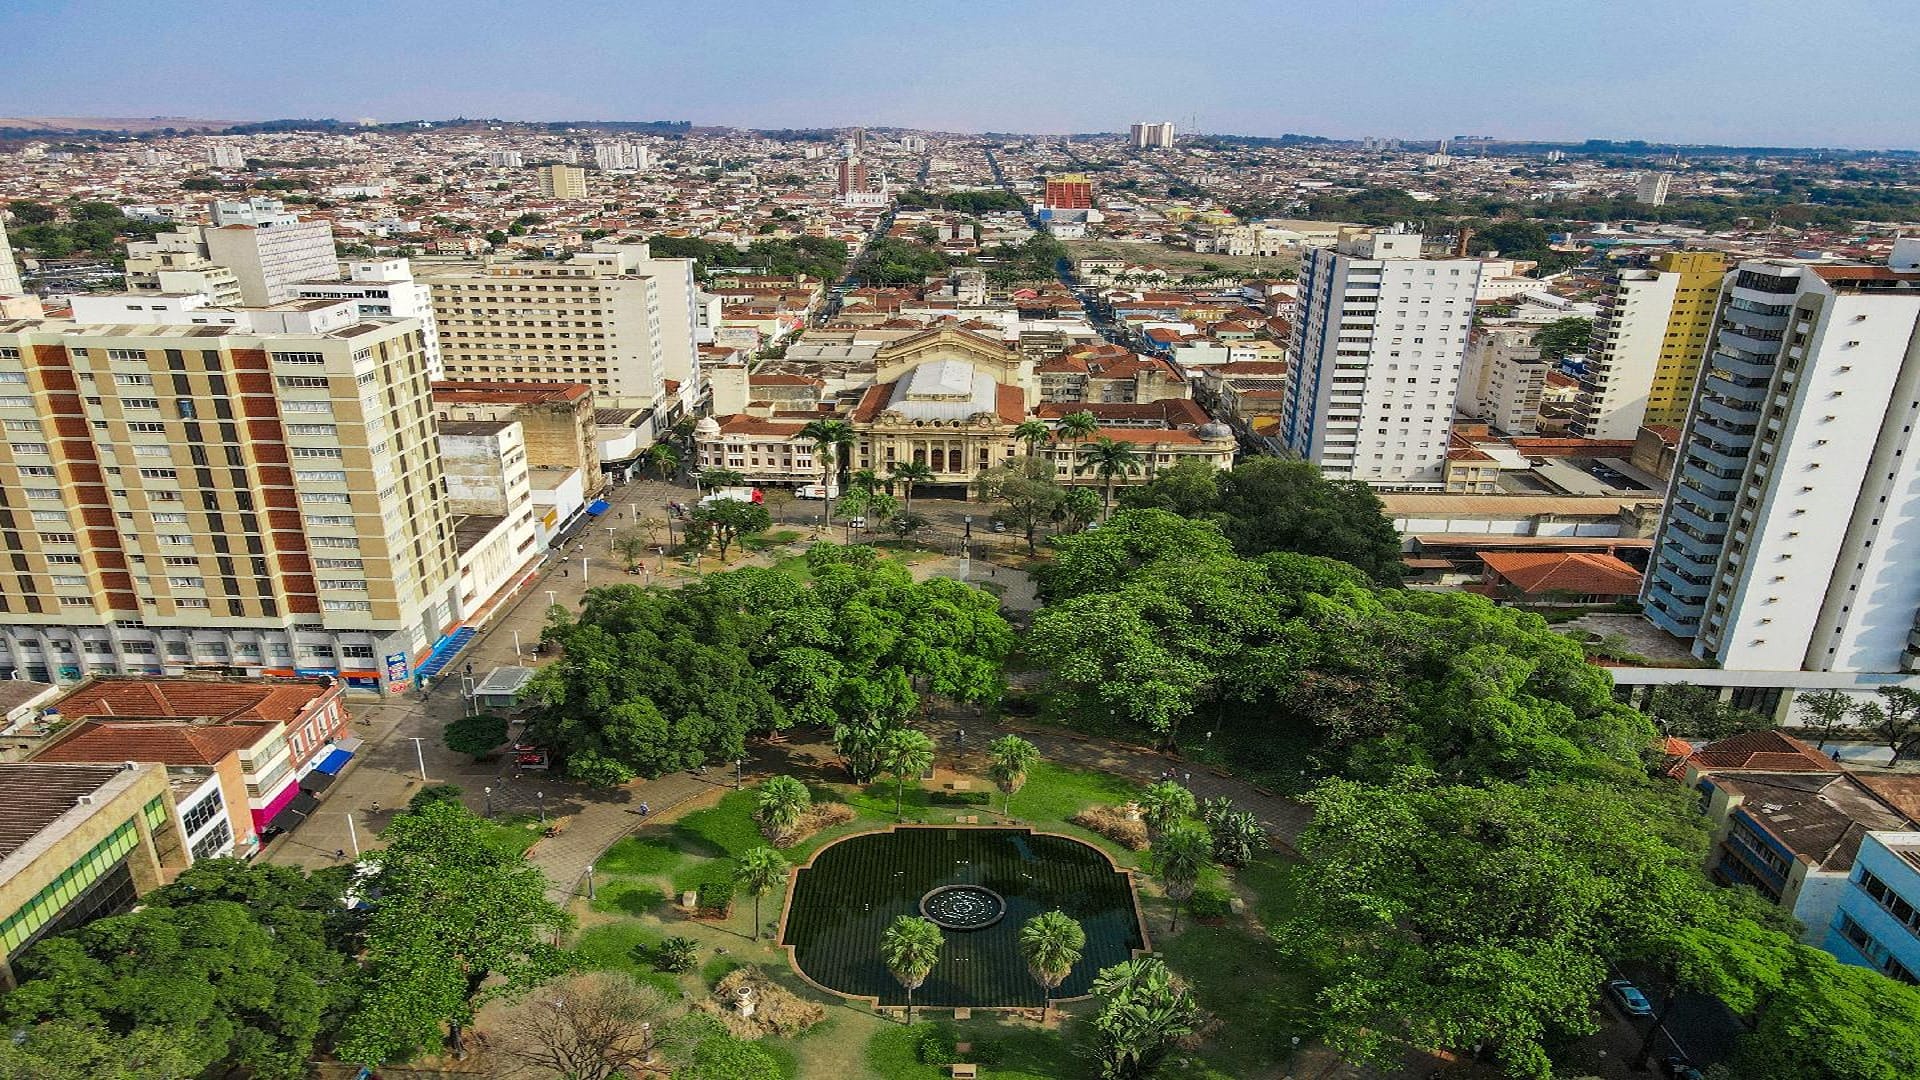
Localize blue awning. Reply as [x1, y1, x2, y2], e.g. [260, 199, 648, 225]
[313, 747, 353, 775]
[586, 499, 611, 516]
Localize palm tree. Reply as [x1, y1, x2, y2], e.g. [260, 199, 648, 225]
[798, 418, 856, 509]
[1076, 437, 1143, 519]
[1152, 822, 1211, 933]
[1137, 781, 1195, 843]
[612, 532, 650, 572]
[881, 728, 936, 819]
[642, 441, 680, 482]
[1012, 419, 1054, 456]
[888, 460, 934, 509]
[700, 466, 745, 490]
[1019, 910, 1086, 1007]
[753, 775, 812, 845]
[1054, 410, 1098, 446]
[986, 735, 1040, 816]
[848, 468, 882, 495]
[734, 847, 787, 941]
[880, 915, 944, 1025]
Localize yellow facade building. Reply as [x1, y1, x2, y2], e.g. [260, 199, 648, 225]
[1644, 250, 1728, 426]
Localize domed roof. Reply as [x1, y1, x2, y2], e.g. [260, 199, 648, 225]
[1197, 421, 1233, 440]
[694, 415, 722, 436]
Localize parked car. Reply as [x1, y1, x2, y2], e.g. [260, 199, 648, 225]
[1607, 979, 1654, 1017]
[846, 517, 867, 530]
[990, 520, 1007, 533]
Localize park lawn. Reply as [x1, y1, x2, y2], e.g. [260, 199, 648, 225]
[479, 814, 544, 859]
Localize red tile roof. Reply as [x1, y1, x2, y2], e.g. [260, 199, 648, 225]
[1687, 730, 1839, 773]
[1477, 550, 1643, 597]
[36, 719, 272, 766]
[51, 678, 334, 727]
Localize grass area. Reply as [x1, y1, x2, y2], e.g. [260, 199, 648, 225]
[1236, 853, 1301, 927]
[572, 922, 681, 996]
[595, 834, 685, 876]
[866, 1020, 1092, 1080]
[588, 878, 665, 917]
[1006, 761, 1143, 830]
[1160, 924, 1318, 1076]
[478, 814, 544, 859]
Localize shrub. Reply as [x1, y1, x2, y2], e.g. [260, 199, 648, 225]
[1071, 805, 1149, 850]
[651, 935, 699, 973]
[708, 967, 827, 1037]
[697, 880, 735, 916]
[1188, 886, 1233, 921]
[932, 789, 992, 806]
[443, 713, 509, 758]
[407, 783, 464, 815]
[915, 1022, 960, 1066]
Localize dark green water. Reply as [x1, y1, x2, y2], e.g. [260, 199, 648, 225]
[782, 827, 1144, 1006]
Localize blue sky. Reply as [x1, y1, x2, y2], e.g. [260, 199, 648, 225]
[3, 0, 1915, 148]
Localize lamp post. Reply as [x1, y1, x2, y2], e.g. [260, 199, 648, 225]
[537, 790, 546, 826]
[584, 863, 596, 901]
[512, 629, 523, 661]
[735, 757, 745, 789]
[483, 785, 493, 818]
[545, 589, 558, 608]
[345, 812, 360, 857]
[410, 737, 428, 781]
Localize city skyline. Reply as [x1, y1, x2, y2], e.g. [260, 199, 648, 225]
[4, 0, 1919, 149]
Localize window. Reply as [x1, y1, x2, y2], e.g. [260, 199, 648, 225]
[106, 349, 146, 361]
[31, 510, 69, 524]
[181, 790, 224, 834]
[312, 535, 359, 548]
[283, 400, 332, 414]
[323, 600, 372, 613]
[127, 422, 167, 433]
[272, 352, 326, 366]
[151, 512, 188, 524]
[287, 424, 338, 437]
[290, 447, 342, 459]
[137, 468, 178, 480]
[306, 515, 354, 527]
[314, 558, 364, 570]
[320, 578, 368, 591]
[295, 470, 347, 483]
[301, 492, 350, 504]
[9, 442, 48, 455]
[189, 819, 233, 861]
[122, 398, 160, 410]
[276, 376, 330, 390]
[166, 576, 204, 589]
[176, 597, 209, 609]
[111, 373, 153, 386]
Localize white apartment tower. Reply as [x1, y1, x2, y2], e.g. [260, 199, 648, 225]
[0, 216, 21, 295]
[126, 200, 337, 308]
[1457, 326, 1547, 435]
[1281, 228, 1483, 487]
[488, 150, 524, 169]
[1643, 241, 1920, 675]
[592, 141, 651, 172]
[1637, 171, 1674, 207]
[1130, 122, 1176, 149]
[293, 259, 445, 379]
[1573, 268, 1679, 440]
[206, 144, 246, 169]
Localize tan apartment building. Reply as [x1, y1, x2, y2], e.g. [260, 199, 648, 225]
[423, 244, 700, 409]
[0, 312, 458, 696]
[537, 164, 588, 200]
[432, 380, 602, 490]
[1574, 250, 1727, 438]
[0, 761, 185, 986]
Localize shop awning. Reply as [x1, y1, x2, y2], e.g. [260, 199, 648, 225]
[299, 770, 337, 794]
[332, 736, 364, 753]
[264, 802, 309, 834]
[586, 499, 611, 516]
[288, 791, 321, 817]
[312, 747, 354, 775]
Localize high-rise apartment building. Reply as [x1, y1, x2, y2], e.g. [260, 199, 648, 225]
[424, 242, 704, 408]
[292, 258, 444, 379]
[1043, 174, 1094, 211]
[126, 200, 336, 308]
[0, 310, 458, 694]
[1643, 242, 1920, 674]
[0, 217, 21, 296]
[592, 141, 651, 172]
[488, 150, 524, 169]
[1573, 251, 1728, 440]
[206, 144, 245, 169]
[1281, 228, 1482, 487]
[537, 164, 588, 200]
[1637, 171, 1673, 206]
[1129, 122, 1176, 149]
[1457, 326, 1547, 434]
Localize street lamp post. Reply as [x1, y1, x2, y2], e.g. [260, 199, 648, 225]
[345, 812, 360, 857]
[483, 785, 493, 818]
[545, 589, 558, 608]
[512, 629, 523, 661]
[410, 737, 428, 781]
[537, 790, 546, 826]
[584, 863, 596, 901]
[735, 758, 745, 789]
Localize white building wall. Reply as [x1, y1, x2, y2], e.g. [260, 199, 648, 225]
[1576, 270, 1679, 440]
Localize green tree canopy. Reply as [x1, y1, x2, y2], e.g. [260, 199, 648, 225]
[1, 860, 354, 1080]
[339, 801, 571, 1064]
[1119, 458, 1405, 583]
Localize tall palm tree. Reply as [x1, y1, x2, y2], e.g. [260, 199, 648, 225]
[1152, 822, 1211, 933]
[986, 735, 1040, 817]
[1137, 781, 1195, 843]
[1076, 436, 1143, 518]
[1019, 910, 1086, 1007]
[848, 468, 882, 495]
[642, 442, 680, 482]
[880, 915, 944, 1025]
[1054, 410, 1098, 445]
[888, 460, 934, 509]
[734, 847, 787, 941]
[798, 418, 856, 507]
[1012, 419, 1054, 456]
[882, 728, 936, 819]
[753, 775, 812, 845]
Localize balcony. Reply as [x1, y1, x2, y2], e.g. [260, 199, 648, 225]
[1662, 526, 1725, 567]
[1734, 268, 1800, 295]
[1695, 393, 1758, 429]
[1679, 458, 1741, 500]
[1668, 499, 1729, 537]
[1719, 326, 1786, 356]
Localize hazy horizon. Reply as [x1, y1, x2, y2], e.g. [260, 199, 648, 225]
[4, 0, 1917, 150]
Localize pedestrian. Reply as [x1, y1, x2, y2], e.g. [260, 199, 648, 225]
[562, 568, 569, 577]
[370, 801, 381, 814]
[335, 848, 346, 860]
[1183, 771, 1191, 785]
[464, 662, 473, 677]
[638, 802, 650, 817]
